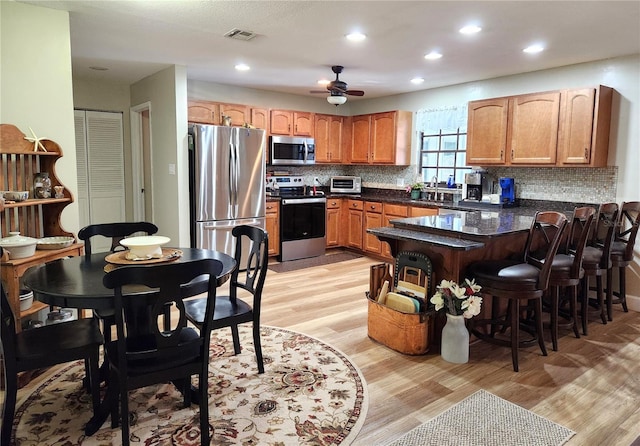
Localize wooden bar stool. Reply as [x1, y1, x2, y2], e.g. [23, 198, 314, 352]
[467, 211, 568, 372]
[608, 201, 640, 318]
[546, 206, 595, 351]
[580, 203, 618, 334]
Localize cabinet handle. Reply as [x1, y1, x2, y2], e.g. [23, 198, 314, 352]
[370, 205, 376, 209]
[511, 149, 514, 159]
[584, 148, 588, 159]
[501, 149, 504, 159]
[331, 201, 336, 205]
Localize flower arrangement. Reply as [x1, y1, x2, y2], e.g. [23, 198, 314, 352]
[430, 278, 483, 319]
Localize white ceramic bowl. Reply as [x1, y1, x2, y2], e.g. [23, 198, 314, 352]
[2, 191, 29, 201]
[0, 232, 37, 259]
[19, 289, 34, 311]
[120, 235, 170, 260]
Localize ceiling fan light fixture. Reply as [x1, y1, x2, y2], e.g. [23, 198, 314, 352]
[327, 95, 347, 106]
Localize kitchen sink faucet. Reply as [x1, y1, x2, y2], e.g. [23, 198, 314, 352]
[431, 176, 439, 201]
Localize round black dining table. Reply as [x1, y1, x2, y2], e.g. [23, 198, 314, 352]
[22, 247, 236, 436]
[22, 248, 236, 311]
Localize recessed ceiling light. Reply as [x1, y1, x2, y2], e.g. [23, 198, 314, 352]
[523, 44, 544, 54]
[235, 63, 250, 71]
[424, 51, 443, 60]
[89, 66, 109, 71]
[459, 25, 482, 35]
[346, 32, 367, 42]
[317, 79, 330, 86]
[410, 77, 425, 85]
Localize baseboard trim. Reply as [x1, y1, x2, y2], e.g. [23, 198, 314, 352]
[627, 295, 640, 312]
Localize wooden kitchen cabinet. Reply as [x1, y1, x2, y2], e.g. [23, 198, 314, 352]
[219, 103, 249, 126]
[363, 201, 383, 254]
[466, 98, 509, 165]
[346, 199, 363, 250]
[270, 110, 314, 136]
[188, 100, 220, 124]
[326, 198, 343, 247]
[250, 107, 269, 130]
[265, 201, 280, 256]
[382, 203, 409, 259]
[508, 92, 560, 165]
[349, 111, 412, 165]
[410, 206, 438, 217]
[315, 114, 344, 163]
[1, 124, 83, 331]
[557, 85, 613, 167]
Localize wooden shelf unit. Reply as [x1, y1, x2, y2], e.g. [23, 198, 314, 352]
[1, 124, 83, 331]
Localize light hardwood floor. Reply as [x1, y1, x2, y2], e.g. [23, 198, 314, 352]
[260, 252, 640, 446]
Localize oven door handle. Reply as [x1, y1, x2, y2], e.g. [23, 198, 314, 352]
[281, 198, 326, 205]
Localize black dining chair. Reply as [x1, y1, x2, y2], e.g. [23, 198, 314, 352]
[467, 211, 568, 372]
[580, 202, 618, 333]
[608, 201, 640, 318]
[185, 225, 269, 374]
[0, 280, 104, 445]
[545, 206, 596, 351]
[102, 258, 223, 446]
[78, 222, 159, 342]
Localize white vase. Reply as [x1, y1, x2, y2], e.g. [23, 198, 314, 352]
[441, 313, 469, 363]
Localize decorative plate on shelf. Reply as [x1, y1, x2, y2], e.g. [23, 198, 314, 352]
[105, 248, 183, 265]
[37, 236, 75, 250]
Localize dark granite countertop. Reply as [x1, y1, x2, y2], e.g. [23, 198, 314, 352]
[366, 226, 485, 251]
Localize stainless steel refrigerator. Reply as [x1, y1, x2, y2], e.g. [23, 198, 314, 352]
[189, 124, 266, 261]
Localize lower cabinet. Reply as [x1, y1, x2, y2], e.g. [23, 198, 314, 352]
[326, 198, 343, 247]
[346, 199, 363, 250]
[382, 203, 409, 259]
[364, 202, 383, 254]
[266, 202, 280, 256]
[410, 206, 438, 217]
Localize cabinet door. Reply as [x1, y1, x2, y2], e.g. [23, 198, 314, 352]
[265, 202, 280, 256]
[346, 200, 363, 249]
[467, 98, 508, 165]
[188, 100, 219, 124]
[326, 198, 342, 247]
[363, 202, 383, 254]
[509, 92, 560, 165]
[328, 116, 344, 162]
[370, 112, 396, 164]
[350, 115, 371, 163]
[270, 110, 293, 135]
[314, 114, 331, 162]
[558, 88, 596, 165]
[293, 112, 314, 136]
[251, 107, 269, 130]
[382, 203, 408, 259]
[219, 103, 249, 126]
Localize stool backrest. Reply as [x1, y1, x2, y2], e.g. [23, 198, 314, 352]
[563, 206, 597, 278]
[523, 211, 568, 290]
[590, 202, 619, 269]
[616, 201, 640, 262]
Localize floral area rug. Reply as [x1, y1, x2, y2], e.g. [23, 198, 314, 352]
[385, 390, 574, 446]
[10, 325, 368, 445]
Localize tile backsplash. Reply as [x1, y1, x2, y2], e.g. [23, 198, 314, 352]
[276, 165, 617, 204]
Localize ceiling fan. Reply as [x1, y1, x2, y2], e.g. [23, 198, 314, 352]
[311, 66, 365, 105]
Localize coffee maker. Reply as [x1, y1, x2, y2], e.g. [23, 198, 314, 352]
[463, 172, 486, 201]
[499, 177, 515, 205]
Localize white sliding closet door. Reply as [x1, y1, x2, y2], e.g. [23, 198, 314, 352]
[74, 110, 125, 252]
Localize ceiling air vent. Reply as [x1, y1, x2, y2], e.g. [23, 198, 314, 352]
[224, 28, 257, 41]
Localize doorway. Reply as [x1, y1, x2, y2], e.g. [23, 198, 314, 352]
[130, 102, 153, 221]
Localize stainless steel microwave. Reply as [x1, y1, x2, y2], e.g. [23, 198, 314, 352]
[269, 136, 315, 165]
[330, 176, 362, 194]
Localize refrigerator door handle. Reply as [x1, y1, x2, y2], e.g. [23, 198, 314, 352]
[231, 130, 240, 219]
[228, 134, 237, 218]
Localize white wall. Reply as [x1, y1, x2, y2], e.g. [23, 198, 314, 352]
[130, 66, 190, 246]
[0, 1, 79, 236]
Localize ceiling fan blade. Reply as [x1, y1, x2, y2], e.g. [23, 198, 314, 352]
[346, 90, 365, 96]
[310, 90, 328, 94]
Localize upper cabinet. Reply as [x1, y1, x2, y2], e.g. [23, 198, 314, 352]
[348, 111, 412, 165]
[219, 103, 249, 126]
[188, 100, 219, 125]
[250, 107, 269, 130]
[315, 114, 344, 163]
[270, 110, 314, 136]
[557, 86, 613, 167]
[467, 86, 613, 167]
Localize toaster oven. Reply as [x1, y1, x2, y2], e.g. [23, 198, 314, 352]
[330, 176, 362, 194]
